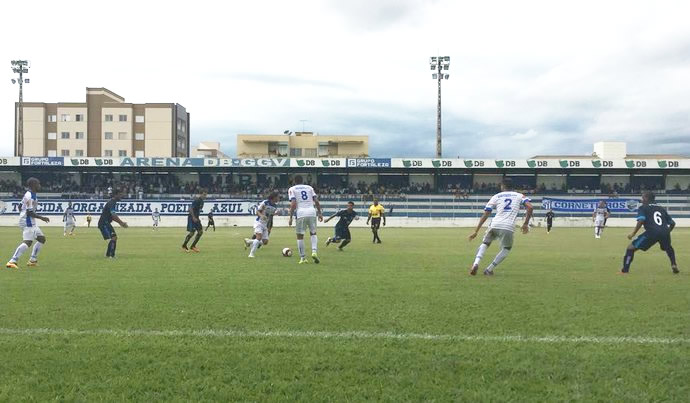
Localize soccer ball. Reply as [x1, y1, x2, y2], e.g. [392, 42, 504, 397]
[282, 247, 293, 257]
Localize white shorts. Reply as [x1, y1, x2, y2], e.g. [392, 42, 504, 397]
[594, 219, 605, 227]
[482, 228, 514, 249]
[64, 221, 76, 228]
[21, 225, 44, 241]
[295, 216, 317, 235]
[253, 221, 269, 239]
[153, 220, 159, 226]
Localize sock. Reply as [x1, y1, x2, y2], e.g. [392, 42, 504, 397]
[339, 239, 350, 249]
[182, 233, 194, 248]
[106, 240, 115, 257]
[666, 246, 677, 266]
[30, 242, 43, 261]
[474, 243, 488, 266]
[190, 232, 203, 248]
[250, 239, 261, 255]
[310, 235, 318, 253]
[297, 239, 305, 258]
[622, 249, 635, 272]
[486, 248, 511, 272]
[11, 243, 29, 262]
[111, 240, 117, 257]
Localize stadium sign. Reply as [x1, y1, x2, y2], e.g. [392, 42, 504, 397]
[291, 158, 346, 168]
[203, 158, 290, 168]
[394, 159, 459, 168]
[120, 158, 206, 167]
[0, 157, 21, 166]
[21, 157, 64, 166]
[542, 198, 640, 213]
[347, 158, 392, 168]
[65, 158, 118, 167]
[1, 199, 255, 216]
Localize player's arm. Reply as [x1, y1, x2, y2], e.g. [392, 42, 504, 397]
[521, 201, 534, 234]
[666, 211, 676, 232]
[627, 208, 645, 239]
[314, 195, 323, 222]
[257, 204, 266, 221]
[27, 209, 50, 223]
[111, 213, 128, 228]
[288, 199, 296, 226]
[63, 211, 67, 222]
[592, 209, 596, 221]
[366, 208, 372, 225]
[324, 211, 338, 223]
[468, 210, 491, 241]
[190, 203, 200, 223]
[381, 207, 386, 226]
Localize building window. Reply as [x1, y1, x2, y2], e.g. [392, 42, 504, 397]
[104, 150, 113, 157]
[48, 150, 57, 157]
[61, 132, 70, 139]
[105, 114, 113, 122]
[118, 150, 127, 157]
[135, 132, 145, 140]
[135, 150, 144, 157]
[119, 114, 127, 122]
[104, 132, 113, 140]
[48, 115, 57, 122]
[75, 150, 84, 157]
[47, 132, 57, 140]
[118, 132, 128, 140]
[290, 148, 303, 157]
[304, 148, 317, 157]
[75, 132, 85, 140]
[135, 115, 145, 123]
[61, 150, 70, 156]
[60, 114, 71, 122]
[75, 114, 84, 122]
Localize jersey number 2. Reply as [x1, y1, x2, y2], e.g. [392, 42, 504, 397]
[503, 198, 512, 210]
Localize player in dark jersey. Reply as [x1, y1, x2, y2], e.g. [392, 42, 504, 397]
[545, 209, 555, 233]
[182, 189, 207, 252]
[622, 191, 678, 274]
[324, 201, 358, 251]
[206, 211, 215, 232]
[98, 188, 128, 258]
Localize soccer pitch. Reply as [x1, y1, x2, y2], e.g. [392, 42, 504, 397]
[0, 226, 688, 401]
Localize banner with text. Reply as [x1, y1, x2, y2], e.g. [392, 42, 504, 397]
[347, 158, 392, 168]
[291, 158, 346, 168]
[541, 198, 640, 213]
[0, 199, 258, 216]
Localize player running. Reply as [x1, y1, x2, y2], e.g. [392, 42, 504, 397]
[592, 201, 610, 239]
[622, 191, 679, 274]
[545, 209, 555, 233]
[325, 201, 358, 251]
[6, 178, 50, 268]
[182, 189, 207, 252]
[63, 202, 76, 236]
[288, 175, 323, 264]
[246, 192, 279, 258]
[98, 188, 128, 258]
[86, 213, 92, 228]
[468, 179, 533, 276]
[152, 208, 161, 231]
[206, 211, 216, 231]
[367, 199, 386, 243]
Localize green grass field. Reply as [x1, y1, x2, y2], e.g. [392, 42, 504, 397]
[0, 225, 688, 401]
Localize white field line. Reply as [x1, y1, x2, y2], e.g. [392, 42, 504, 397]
[0, 327, 688, 345]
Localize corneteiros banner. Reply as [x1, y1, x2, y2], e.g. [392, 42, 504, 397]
[0, 199, 257, 216]
[541, 198, 640, 213]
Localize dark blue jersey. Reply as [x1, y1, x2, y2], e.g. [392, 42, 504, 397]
[545, 211, 554, 221]
[336, 209, 358, 227]
[637, 204, 674, 234]
[190, 197, 204, 218]
[98, 198, 118, 225]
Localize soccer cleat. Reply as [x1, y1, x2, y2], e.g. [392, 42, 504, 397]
[376, 240, 382, 244]
[191, 247, 200, 253]
[182, 247, 190, 253]
[325, 237, 332, 246]
[248, 254, 255, 258]
[469, 264, 479, 276]
[619, 270, 629, 275]
[672, 266, 680, 274]
[6, 261, 18, 269]
[483, 269, 494, 276]
[27, 260, 38, 267]
[298, 258, 308, 264]
[311, 252, 320, 264]
[337, 247, 344, 252]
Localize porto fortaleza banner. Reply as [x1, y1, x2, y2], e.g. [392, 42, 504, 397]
[541, 198, 640, 213]
[0, 199, 257, 216]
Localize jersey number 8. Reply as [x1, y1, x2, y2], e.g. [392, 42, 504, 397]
[301, 191, 309, 200]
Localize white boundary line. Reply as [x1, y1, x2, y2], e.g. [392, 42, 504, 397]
[0, 327, 687, 345]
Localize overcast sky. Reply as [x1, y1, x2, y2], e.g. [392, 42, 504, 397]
[2, 0, 690, 158]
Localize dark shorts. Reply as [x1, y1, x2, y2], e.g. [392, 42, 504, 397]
[632, 231, 671, 251]
[99, 223, 116, 240]
[208, 218, 215, 225]
[334, 225, 351, 240]
[187, 216, 203, 232]
[371, 217, 381, 228]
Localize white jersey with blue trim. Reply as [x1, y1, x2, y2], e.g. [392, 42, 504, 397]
[19, 190, 38, 228]
[152, 211, 161, 221]
[484, 191, 530, 232]
[594, 207, 607, 221]
[64, 207, 76, 224]
[256, 200, 278, 225]
[288, 184, 317, 218]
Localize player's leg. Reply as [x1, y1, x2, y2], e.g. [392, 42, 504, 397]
[309, 217, 319, 263]
[470, 230, 495, 275]
[622, 233, 653, 273]
[484, 230, 514, 275]
[7, 227, 34, 268]
[338, 227, 352, 250]
[659, 236, 679, 274]
[249, 232, 263, 258]
[370, 219, 377, 243]
[375, 219, 382, 243]
[621, 244, 637, 273]
[547, 221, 552, 233]
[69, 223, 75, 235]
[28, 229, 46, 266]
[190, 224, 203, 251]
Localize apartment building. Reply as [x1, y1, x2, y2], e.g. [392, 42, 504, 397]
[15, 87, 190, 157]
[236, 132, 368, 158]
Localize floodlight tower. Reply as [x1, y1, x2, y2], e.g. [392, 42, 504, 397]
[11, 60, 30, 156]
[430, 56, 449, 158]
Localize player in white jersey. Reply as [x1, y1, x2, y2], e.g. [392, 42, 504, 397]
[152, 208, 161, 231]
[592, 201, 609, 239]
[63, 202, 76, 236]
[468, 179, 533, 275]
[246, 192, 280, 258]
[288, 175, 323, 264]
[6, 178, 51, 268]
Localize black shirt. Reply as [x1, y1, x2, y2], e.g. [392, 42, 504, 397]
[190, 197, 204, 218]
[98, 198, 118, 225]
[637, 204, 675, 234]
[207, 211, 214, 219]
[545, 211, 554, 221]
[336, 209, 358, 227]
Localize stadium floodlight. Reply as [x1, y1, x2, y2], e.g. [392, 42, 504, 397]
[430, 55, 450, 158]
[10, 60, 30, 156]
